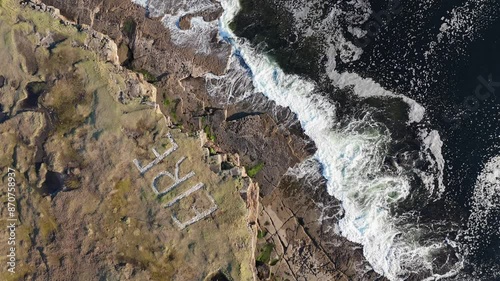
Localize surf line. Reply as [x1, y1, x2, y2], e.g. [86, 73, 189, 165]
[216, 0, 464, 280]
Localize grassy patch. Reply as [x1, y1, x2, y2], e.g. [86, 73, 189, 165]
[137, 69, 157, 83]
[114, 179, 131, 193]
[109, 179, 132, 217]
[162, 95, 180, 123]
[257, 229, 267, 239]
[204, 125, 216, 142]
[122, 18, 137, 38]
[247, 162, 264, 178]
[256, 243, 274, 264]
[169, 99, 181, 123]
[44, 74, 93, 134]
[163, 97, 171, 106]
[64, 176, 80, 190]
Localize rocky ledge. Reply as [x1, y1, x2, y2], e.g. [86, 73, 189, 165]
[0, 2, 259, 280]
[1, 0, 386, 280]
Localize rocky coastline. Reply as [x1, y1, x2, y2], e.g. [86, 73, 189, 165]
[1, 0, 387, 280]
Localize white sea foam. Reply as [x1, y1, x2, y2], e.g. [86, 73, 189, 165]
[204, 55, 254, 104]
[133, 0, 221, 54]
[329, 70, 426, 124]
[161, 13, 217, 54]
[131, 0, 461, 278]
[218, 0, 461, 279]
[131, 0, 148, 8]
[425, 0, 500, 59]
[286, 158, 344, 234]
[282, 0, 426, 124]
[133, 0, 218, 17]
[461, 155, 500, 278]
[418, 129, 446, 197]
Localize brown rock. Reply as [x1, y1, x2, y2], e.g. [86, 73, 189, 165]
[257, 172, 387, 281]
[14, 30, 38, 75]
[117, 42, 130, 65]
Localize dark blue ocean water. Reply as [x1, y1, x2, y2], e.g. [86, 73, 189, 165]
[231, 0, 500, 279]
[339, 1, 500, 278]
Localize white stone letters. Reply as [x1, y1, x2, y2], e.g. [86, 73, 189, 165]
[151, 157, 195, 196]
[133, 133, 178, 174]
[166, 183, 218, 229]
[132, 133, 218, 229]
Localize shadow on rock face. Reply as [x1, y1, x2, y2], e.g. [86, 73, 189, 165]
[206, 270, 231, 281]
[256, 261, 270, 280]
[0, 103, 6, 123]
[20, 81, 49, 109]
[40, 171, 64, 196]
[225, 111, 263, 122]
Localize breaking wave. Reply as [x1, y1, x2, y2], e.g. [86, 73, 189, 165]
[133, 0, 221, 53]
[218, 0, 461, 279]
[204, 55, 254, 104]
[129, 0, 500, 279]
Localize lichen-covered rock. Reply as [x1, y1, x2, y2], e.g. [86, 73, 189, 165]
[21, 0, 387, 280]
[0, 3, 255, 280]
[84, 30, 120, 65]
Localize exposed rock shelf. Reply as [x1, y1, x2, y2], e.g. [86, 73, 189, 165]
[0, 2, 256, 280]
[0, 0, 386, 280]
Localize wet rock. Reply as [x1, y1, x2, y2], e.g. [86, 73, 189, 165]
[178, 15, 192, 30]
